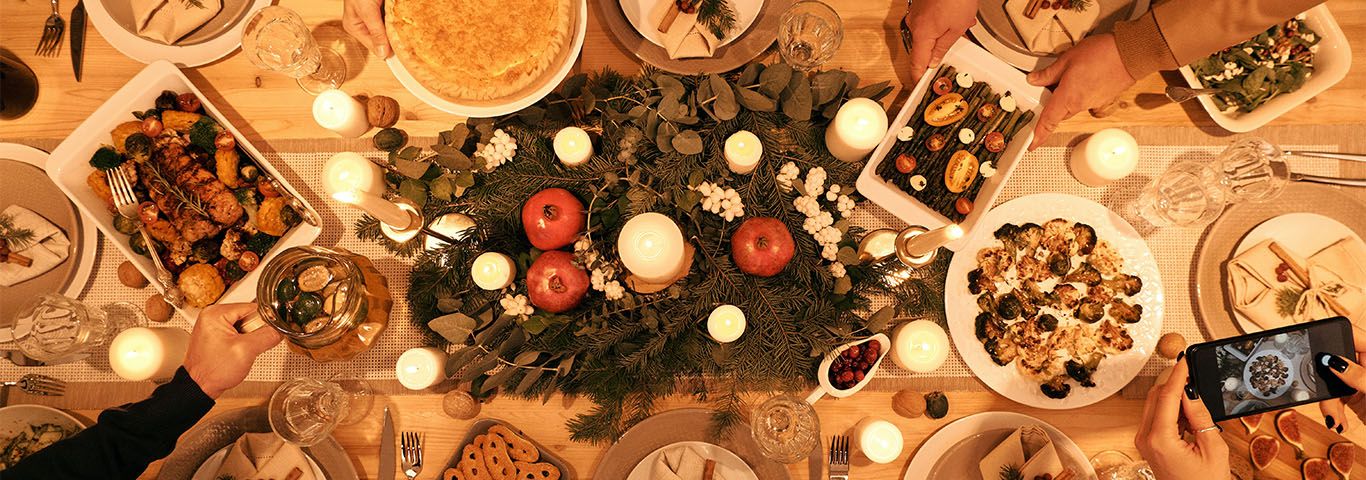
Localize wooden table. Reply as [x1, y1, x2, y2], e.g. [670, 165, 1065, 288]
[5, 0, 1366, 478]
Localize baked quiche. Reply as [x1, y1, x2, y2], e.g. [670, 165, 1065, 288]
[387, 0, 572, 101]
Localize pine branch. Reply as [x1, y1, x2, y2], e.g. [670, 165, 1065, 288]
[696, 0, 738, 41]
[0, 213, 36, 250]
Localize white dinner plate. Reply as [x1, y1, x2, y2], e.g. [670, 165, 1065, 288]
[0, 404, 85, 466]
[968, 0, 1149, 71]
[944, 193, 1164, 409]
[0, 144, 98, 315]
[625, 441, 758, 480]
[384, 0, 588, 118]
[904, 412, 1096, 480]
[619, 0, 765, 50]
[1229, 212, 1363, 333]
[85, 0, 273, 67]
[190, 443, 326, 480]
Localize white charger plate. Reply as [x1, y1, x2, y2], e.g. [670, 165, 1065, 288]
[1176, 5, 1351, 133]
[903, 412, 1096, 480]
[1228, 212, 1363, 333]
[0, 144, 97, 304]
[857, 39, 1047, 252]
[384, 0, 588, 118]
[191, 444, 326, 480]
[619, 0, 765, 50]
[85, 0, 273, 67]
[45, 60, 322, 321]
[944, 193, 1163, 409]
[625, 441, 758, 480]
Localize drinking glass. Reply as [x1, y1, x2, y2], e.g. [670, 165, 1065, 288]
[268, 375, 373, 446]
[6, 294, 138, 364]
[750, 394, 821, 463]
[778, 1, 843, 70]
[0, 50, 38, 120]
[1090, 450, 1156, 480]
[1215, 137, 1290, 203]
[1137, 137, 1292, 228]
[240, 6, 346, 94]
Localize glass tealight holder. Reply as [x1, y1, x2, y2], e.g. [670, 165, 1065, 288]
[257, 246, 392, 362]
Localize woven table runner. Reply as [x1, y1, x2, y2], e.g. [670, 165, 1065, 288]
[4, 124, 1363, 408]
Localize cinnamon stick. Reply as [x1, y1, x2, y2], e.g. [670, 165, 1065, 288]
[702, 459, 716, 480]
[1024, 0, 1044, 19]
[5, 252, 32, 268]
[1269, 241, 1352, 317]
[285, 467, 304, 480]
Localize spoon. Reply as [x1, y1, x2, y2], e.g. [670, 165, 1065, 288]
[1164, 85, 1223, 103]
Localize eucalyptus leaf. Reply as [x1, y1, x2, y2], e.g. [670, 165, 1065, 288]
[654, 74, 687, 100]
[781, 74, 813, 121]
[514, 367, 544, 394]
[454, 171, 476, 188]
[434, 150, 472, 171]
[759, 63, 793, 98]
[834, 275, 852, 295]
[393, 157, 430, 179]
[842, 71, 861, 91]
[445, 346, 482, 373]
[397, 146, 420, 161]
[518, 105, 546, 125]
[557, 354, 576, 376]
[436, 297, 463, 313]
[836, 246, 860, 266]
[460, 354, 500, 382]
[812, 71, 846, 105]
[658, 96, 686, 122]
[656, 122, 679, 154]
[480, 366, 519, 394]
[672, 130, 703, 155]
[475, 315, 513, 345]
[429, 176, 454, 201]
[430, 312, 478, 344]
[561, 73, 588, 97]
[849, 80, 893, 100]
[513, 350, 543, 366]
[865, 305, 894, 333]
[738, 63, 763, 85]
[734, 87, 777, 112]
[397, 179, 428, 207]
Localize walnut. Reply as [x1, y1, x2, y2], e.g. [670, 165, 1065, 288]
[1158, 332, 1187, 360]
[367, 95, 401, 128]
[442, 390, 480, 419]
[118, 261, 149, 288]
[892, 389, 926, 418]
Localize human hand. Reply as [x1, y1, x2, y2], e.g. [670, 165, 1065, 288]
[1025, 33, 1133, 150]
[1316, 324, 1366, 434]
[343, 0, 391, 59]
[183, 303, 282, 399]
[902, 0, 978, 84]
[1135, 358, 1231, 480]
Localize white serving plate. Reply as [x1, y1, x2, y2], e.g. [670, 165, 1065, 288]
[805, 333, 891, 403]
[625, 441, 758, 480]
[1176, 5, 1351, 133]
[619, 0, 764, 50]
[85, 0, 273, 67]
[903, 412, 1096, 480]
[1228, 212, 1363, 333]
[46, 60, 322, 321]
[0, 144, 98, 302]
[943, 193, 1163, 410]
[968, 0, 1149, 71]
[385, 0, 588, 118]
[857, 38, 1048, 252]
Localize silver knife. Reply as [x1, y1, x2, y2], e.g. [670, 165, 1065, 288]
[379, 406, 396, 480]
[70, 0, 87, 82]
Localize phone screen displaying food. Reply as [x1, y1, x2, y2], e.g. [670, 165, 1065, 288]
[1188, 317, 1356, 422]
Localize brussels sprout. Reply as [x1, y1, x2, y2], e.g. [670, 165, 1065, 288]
[1073, 223, 1098, 255]
[291, 292, 324, 323]
[245, 232, 278, 256]
[191, 240, 221, 263]
[1041, 378, 1072, 399]
[276, 278, 300, 302]
[1047, 252, 1070, 277]
[129, 234, 150, 257]
[1075, 302, 1106, 324]
[155, 91, 178, 111]
[1036, 313, 1058, 332]
[1102, 274, 1143, 297]
[239, 165, 260, 182]
[996, 293, 1022, 320]
[1062, 262, 1103, 286]
[373, 128, 409, 152]
[1110, 299, 1143, 324]
[975, 312, 1005, 341]
[279, 203, 302, 228]
[124, 133, 153, 161]
[224, 261, 247, 282]
[113, 215, 140, 235]
[89, 147, 124, 171]
[1066, 360, 1096, 387]
[985, 338, 1016, 366]
[977, 293, 997, 314]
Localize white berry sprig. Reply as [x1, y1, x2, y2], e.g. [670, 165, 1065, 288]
[475, 128, 517, 171]
[694, 181, 745, 222]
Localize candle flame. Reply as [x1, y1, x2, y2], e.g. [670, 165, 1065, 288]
[332, 190, 360, 204]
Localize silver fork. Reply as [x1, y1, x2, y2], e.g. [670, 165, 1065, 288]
[3, 374, 66, 396]
[1164, 85, 1223, 103]
[36, 0, 64, 57]
[828, 435, 849, 480]
[400, 431, 423, 480]
[107, 164, 186, 308]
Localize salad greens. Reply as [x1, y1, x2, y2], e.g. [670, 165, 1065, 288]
[1190, 16, 1319, 114]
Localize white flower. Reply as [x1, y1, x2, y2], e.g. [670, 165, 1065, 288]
[694, 181, 744, 222]
[836, 194, 855, 217]
[793, 195, 821, 217]
[805, 167, 827, 197]
[603, 280, 625, 300]
[821, 244, 838, 261]
[829, 262, 846, 278]
[475, 129, 517, 170]
[591, 265, 616, 290]
[777, 162, 801, 191]
[803, 211, 833, 235]
[574, 236, 592, 252]
[816, 225, 841, 245]
[499, 294, 533, 317]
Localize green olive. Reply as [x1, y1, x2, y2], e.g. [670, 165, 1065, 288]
[276, 278, 300, 302]
[113, 215, 140, 235]
[129, 234, 150, 257]
[291, 292, 323, 323]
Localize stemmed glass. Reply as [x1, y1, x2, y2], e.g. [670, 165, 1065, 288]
[5, 294, 139, 364]
[240, 6, 346, 94]
[777, 1, 843, 71]
[268, 375, 373, 446]
[1137, 138, 1290, 228]
[1090, 450, 1156, 480]
[750, 394, 822, 463]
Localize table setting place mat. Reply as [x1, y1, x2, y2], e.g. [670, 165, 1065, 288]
[1, 124, 1361, 408]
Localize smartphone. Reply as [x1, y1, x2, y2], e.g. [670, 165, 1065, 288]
[1186, 316, 1357, 422]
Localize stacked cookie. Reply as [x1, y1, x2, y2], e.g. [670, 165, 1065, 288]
[445, 425, 562, 480]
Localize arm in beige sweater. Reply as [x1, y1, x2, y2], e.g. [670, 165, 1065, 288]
[1111, 0, 1325, 80]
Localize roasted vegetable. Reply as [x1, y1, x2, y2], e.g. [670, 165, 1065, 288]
[1052, 284, 1083, 310]
[925, 93, 969, 126]
[124, 133, 153, 162]
[113, 215, 140, 235]
[244, 232, 278, 257]
[256, 197, 290, 236]
[944, 150, 978, 193]
[985, 338, 1017, 366]
[1041, 378, 1071, 399]
[1075, 302, 1106, 323]
[129, 232, 150, 257]
[110, 121, 142, 154]
[161, 110, 203, 132]
[188, 117, 222, 150]
[155, 91, 179, 110]
[1065, 360, 1097, 387]
[89, 147, 124, 171]
[239, 165, 260, 182]
[1073, 223, 1097, 255]
[975, 312, 1006, 340]
[216, 148, 241, 188]
[1110, 299, 1143, 324]
[996, 293, 1022, 320]
[178, 263, 225, 308]
[1102, 274, 1143, 297]
[977, 293, 997, 314]
[968, 268, 996, 295]
[1062, 262, 1103, 286]
[1047, 252, 1071, 277]
[191, 240, 221, 264]
[1036, 313, 1058, 332]
[373, 127, 409, 152]
[924, 392, 950, 419]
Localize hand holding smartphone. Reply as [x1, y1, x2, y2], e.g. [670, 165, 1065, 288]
[1186, 317, 1357, 422]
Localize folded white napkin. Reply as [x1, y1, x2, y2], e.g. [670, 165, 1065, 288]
[1228, 238, 1366, 329]
[215, 433, 316, 480]
[130, 0, 223, 45]
[652, 444, 728, 480]
[653, 2, 722, 59]
[0, 205, 70, 287]
[1004, 0, 1098, 54]
[1303, 238, 1366, 323]
[980, 425, 1064, 480]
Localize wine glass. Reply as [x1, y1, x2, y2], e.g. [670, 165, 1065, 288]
[240, 6, 346, 94]
[777, 1, 843, 71]
[5, 294, 139, 364]
[750, 394, 821, 463]
[1136, 137, 1291, 228]
[268, 374, 373, 446]
[1090, 450, 1156, 480]
[1214, 137, 1290, 203]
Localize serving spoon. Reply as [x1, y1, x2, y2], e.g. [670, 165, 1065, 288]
[1164, 85, 1223, 103]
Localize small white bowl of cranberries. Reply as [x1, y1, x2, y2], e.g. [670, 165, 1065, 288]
[807, 333, 891, 402]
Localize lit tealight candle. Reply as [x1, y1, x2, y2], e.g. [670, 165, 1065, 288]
[892, 320, 949, 373]
[853, 417, 904, 464]
[108, 327, 191, 382]
[332, 190, 413, 229]
[1070, 128, 1139, 187]
[321, 152, 385, 198]
[553, 127, 594, 167]
[825, 98, 889, 163]
[707, 305, 746, 343]
[901, 224, 964, 258]
[724, 130, 763, 174]
[312, 89, 371, 138]
[471, 252, 516, 290]
[617, 213, 686, 283]
[396, 347, 448, 390]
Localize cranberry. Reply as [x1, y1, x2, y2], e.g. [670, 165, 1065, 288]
[1276, 273, 1289, 282]
[855, 371, 865, 382]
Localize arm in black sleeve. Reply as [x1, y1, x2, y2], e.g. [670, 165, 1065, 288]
[1, 367, 215, 480]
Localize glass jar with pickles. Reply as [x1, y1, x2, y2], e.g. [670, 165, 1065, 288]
[257, 246, 392, 362]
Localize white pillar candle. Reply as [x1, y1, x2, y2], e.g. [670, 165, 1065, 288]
[471, 252, 516, 290]
[825, 98, 889, 163]
[396, 347, 448, 390]
[108, 327, 190, 382]
[892, 320, 949, 373]
[707, 305, 746, 343]
[312, 89, 371, 138]
[1070, 128, 1139, 187]
[332, 190, 412, 228]
[617, 213, 687, 283]
[724, 130, 763, 174]
[553, 127, 594, 167]
[321, 152, 385, 198]
[853, 417, 904, 464]
[425, 213, 477, 250]
[902, 224, 963, 258]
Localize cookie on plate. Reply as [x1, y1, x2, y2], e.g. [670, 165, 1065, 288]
[489, 425, 539, 462]
[481, 431, 518, 480]
[444, 467, 464, 480]
[460, 444, 493, 480]
[514, 461, 561, 480]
